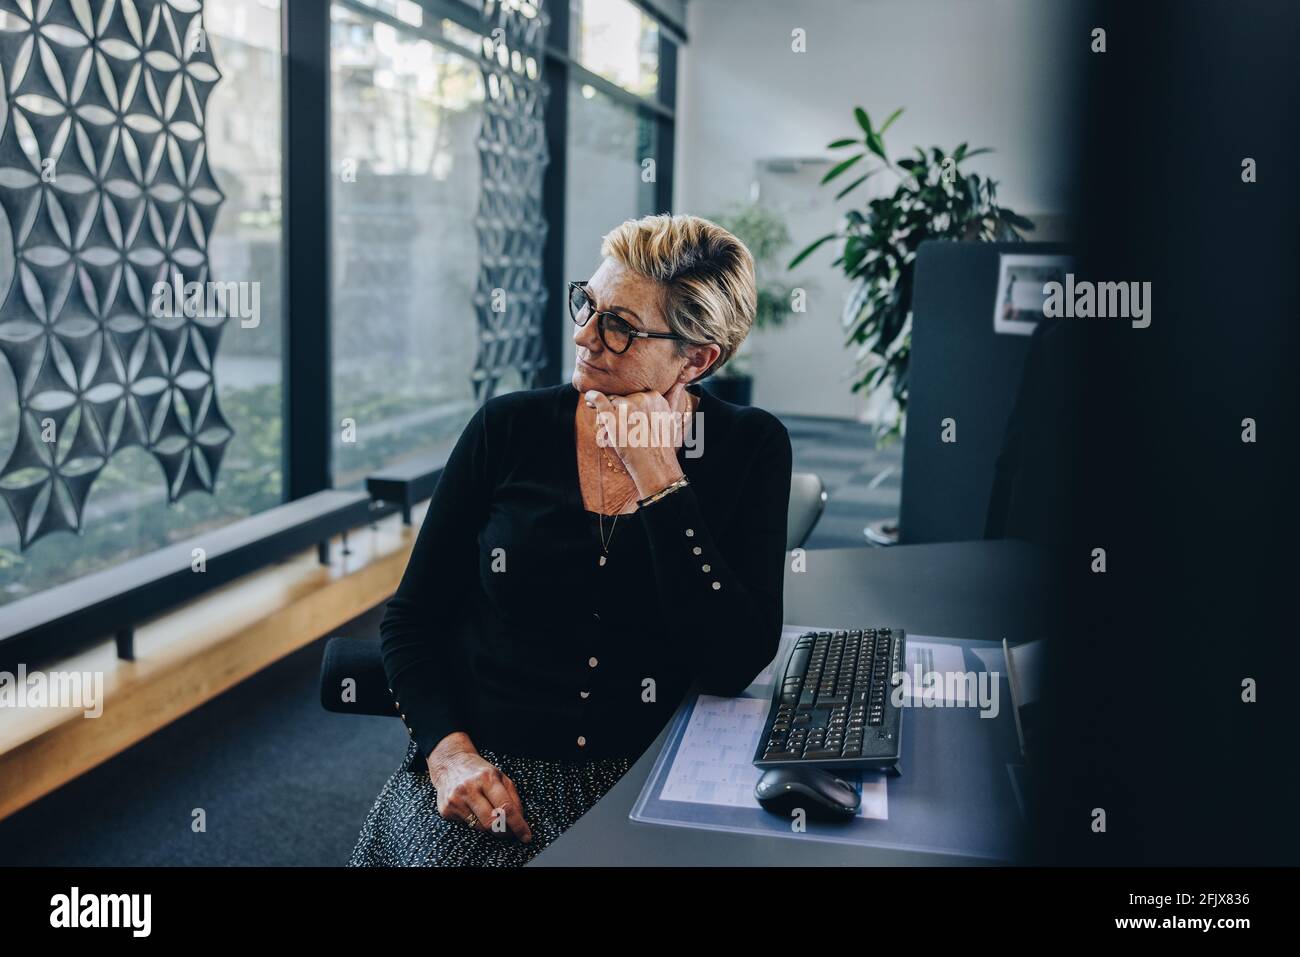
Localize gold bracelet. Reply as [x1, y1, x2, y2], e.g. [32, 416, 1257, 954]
[637, 475, 689, 509]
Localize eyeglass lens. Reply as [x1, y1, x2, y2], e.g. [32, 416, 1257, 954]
[570, 286, 633, 353]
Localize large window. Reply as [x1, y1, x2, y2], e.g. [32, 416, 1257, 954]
[0, 0, 680, 624]
[569, 0, 659, 97]
[561, 64, 663, 375]
[0, 0, 283, 606]
[329, 3, 485, 487]
[557, 0, 677, 376]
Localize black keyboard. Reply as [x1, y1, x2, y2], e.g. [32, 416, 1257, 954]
[752, 628, 906, 772]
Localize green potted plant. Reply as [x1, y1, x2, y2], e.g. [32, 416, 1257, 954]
[703, 202, 808, 406]
[790, 106, 1035, 441]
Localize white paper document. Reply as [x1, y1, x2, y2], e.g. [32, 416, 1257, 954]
[660, 694, 889, 820]
[902, 638, 974, 706]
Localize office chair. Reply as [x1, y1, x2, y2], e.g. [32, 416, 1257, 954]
[786, 471, 827, 551]
[320, 471, 828, 718]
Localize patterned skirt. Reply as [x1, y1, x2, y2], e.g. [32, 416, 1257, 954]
[347, 739, 633, 867]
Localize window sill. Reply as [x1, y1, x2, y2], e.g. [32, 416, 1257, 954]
[0, 501, 429, 822]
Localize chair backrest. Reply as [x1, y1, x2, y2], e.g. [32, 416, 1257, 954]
[900, 240, 1073, 544]
[786, 471, 827, 550]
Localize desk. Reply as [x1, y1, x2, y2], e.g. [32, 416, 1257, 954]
[532, 540, 1059, 866]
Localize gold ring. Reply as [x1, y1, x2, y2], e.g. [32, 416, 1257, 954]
[464, 813, 479, 829]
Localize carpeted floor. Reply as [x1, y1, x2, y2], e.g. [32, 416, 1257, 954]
[0, 413, 900, 866]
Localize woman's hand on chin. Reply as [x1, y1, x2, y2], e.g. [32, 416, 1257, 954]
[427, 732, 532, 842]
[584, 383, 689, 498]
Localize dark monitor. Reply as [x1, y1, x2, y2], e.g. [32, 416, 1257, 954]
[899, 240, 1073, 545]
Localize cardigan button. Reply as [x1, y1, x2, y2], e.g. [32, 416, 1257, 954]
[685, 528, 695, 537]
[702, 564, 711, 572]
[588, 656, 599, 668]
[580, 690, 590, 699]
[692, 546, 702, 555]
[712, 581, 721, 590]
[577, 736, 587, 748]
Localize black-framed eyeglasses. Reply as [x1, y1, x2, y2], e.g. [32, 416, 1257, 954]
[568, 281, 703, 355]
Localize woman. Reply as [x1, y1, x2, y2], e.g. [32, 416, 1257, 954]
[348, 213, 793, 866]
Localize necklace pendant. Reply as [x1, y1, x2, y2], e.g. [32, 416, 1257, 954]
[598, 555, 607, 566]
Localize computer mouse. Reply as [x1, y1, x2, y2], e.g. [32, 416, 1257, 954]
[754, 767, 861, 821]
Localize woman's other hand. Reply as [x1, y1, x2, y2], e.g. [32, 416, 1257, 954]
[427, 732, 532, 842]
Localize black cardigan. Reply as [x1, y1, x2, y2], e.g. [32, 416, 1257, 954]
[380, 381, 793, 770]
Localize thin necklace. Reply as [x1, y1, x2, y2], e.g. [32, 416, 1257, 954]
[597, 450, 638, 566]
[594, 389, 697, 566]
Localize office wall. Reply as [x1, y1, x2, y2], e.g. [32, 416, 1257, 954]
[675, 0, 1078, 419]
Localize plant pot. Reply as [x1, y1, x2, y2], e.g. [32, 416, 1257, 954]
[701, 373, 753, 406]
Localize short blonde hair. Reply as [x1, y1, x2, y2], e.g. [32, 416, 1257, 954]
[600, 213, 757, 380]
